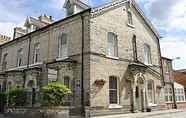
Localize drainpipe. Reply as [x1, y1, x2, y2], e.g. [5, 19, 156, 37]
[23, 35, 31, 88]
[172, 82, 177, 109]
[81, 15, 85, 116]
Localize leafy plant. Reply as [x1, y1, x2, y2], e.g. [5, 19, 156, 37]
[0, 92, 7, 105]
[42, 82, 71, 106]
[8, 88, 28, 107]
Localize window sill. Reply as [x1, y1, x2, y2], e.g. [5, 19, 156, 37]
[109, 104, 122, 109]
[31, 62, 43, 67]
[148, 103, 157, 107]
[106, 55, 119, 60]
[56, 57, 68, 61]
[144, 63, 153, 67]
[127, 23, 135, 28]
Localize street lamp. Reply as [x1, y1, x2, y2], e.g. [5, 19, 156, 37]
[171, 57, 180, 109]
[172, 57, 181, 70]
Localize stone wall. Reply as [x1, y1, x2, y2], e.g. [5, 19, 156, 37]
[5, 107, 69, 118]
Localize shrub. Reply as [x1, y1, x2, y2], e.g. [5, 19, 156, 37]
[8, 88, 28, 107]
[0, 92, 7, 104]
[42, 82, 71, 106]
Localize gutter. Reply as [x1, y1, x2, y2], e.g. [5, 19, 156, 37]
[81, 15, 85, 116]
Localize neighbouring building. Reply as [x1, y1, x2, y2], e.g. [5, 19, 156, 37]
[0, 34, 11, 45]
[173, 70, 186, 109]
[0, 0, 166, 117]
[13, 14, 54, 39]
[161, 57, 176, 109]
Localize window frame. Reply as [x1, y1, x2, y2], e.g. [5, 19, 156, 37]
[2, 53, 8, 71]
[33, 43, 41, 64]
[127, 10, 133, 25]
[109, 76, 119, 105]
[17, 48, 24, 67]
[144, 44, 152, 65]
[58, 33, 68, 59]
[107, 32, 118, 58]
[132, 35, 137, 61]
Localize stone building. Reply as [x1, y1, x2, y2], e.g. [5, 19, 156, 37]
[13, 14, 54, 39]
[161, 57, 176, 109]
[0, 34, 11, 45]
[0, 0, 166, 117]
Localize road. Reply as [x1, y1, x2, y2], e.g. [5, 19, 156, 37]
[145, 111, 186, 118]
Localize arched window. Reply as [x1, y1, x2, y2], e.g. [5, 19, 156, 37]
[132, 35, 137, 61]
[109, 76, 118, 104]
[107, 32, 118, 57]
[128, 10, 133, 25]
[144, 44, 152, 64]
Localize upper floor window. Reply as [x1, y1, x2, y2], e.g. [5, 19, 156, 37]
[165, 62, 170, 73]
[127, 10, 133, 25]
[17, 48, 23, 67]
[59, 33, 68, 59]
[2, 53, 8, 71]
[144, 44, 152, 65]
[27, 25, 36, 33]
[132, 35, 137, 61]
[107, 32, 118, 57]
[33, 43, 41, 63]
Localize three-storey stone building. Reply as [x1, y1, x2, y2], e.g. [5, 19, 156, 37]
[0, 0, 166, 117]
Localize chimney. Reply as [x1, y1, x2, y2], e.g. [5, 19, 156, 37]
[0, 34, 11, 44]
[38, 14, 53, 24]
[13, 27, 26, 39]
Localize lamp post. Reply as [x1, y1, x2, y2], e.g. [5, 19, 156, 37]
[172, 57, 180, 109]
[172, 57, 180, 70]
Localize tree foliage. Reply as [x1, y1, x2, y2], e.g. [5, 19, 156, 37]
[42, 82, 71, 106]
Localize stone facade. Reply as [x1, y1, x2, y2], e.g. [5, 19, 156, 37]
[0, 0, 166, 117]
[0, 34, 11, 45]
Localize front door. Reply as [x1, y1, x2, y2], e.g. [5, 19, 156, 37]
[135, 86, 145, 112]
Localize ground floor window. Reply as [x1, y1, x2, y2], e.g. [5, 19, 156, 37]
[109, 76, 118, 104]
[175, 88, 185, 102]
[147, 80, 155, 104]
[164, 86, 173, 102]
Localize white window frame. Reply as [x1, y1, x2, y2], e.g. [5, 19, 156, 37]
[17, 48, 23, 67]
[175, 88, 185, 102]
[109, 76, 121, 108]
[147, 80, 155, 104]
[127, 10, 133, 26]
[107, 32, 118, 58]
[144, 44, 152, 65]
[58, 33, 68, 59]
[2, 53, 8, 71]
[33, 43, 41, 64]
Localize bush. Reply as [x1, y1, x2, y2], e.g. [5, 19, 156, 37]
[0, 92, 7, 104]
[42, 82, 71, 106]
[8, 88, 28, 107]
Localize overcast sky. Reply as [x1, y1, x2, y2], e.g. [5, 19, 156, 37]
[0, 0, 185, 70]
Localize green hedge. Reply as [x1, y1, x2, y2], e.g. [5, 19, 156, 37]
[0, 92, 7, 104]
[42, 82, 71, 106]
[8, 88, 28, 107]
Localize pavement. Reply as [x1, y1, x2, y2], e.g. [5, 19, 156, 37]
[92, 109, 186, 118]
